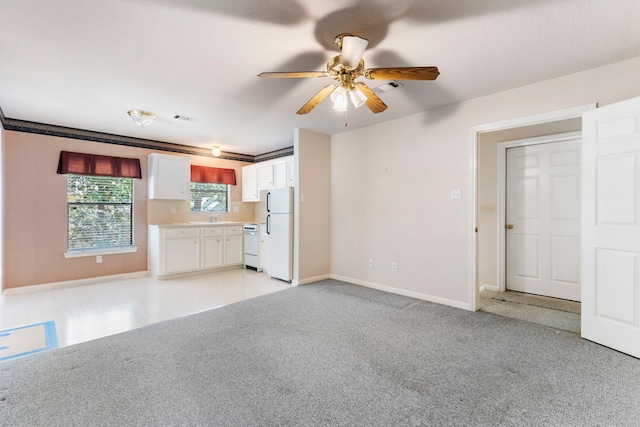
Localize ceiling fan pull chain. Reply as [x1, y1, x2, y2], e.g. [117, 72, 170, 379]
[344, 108, 348, 127]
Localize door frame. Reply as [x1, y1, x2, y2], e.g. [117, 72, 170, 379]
[497, 131, 582, 293]
[468, 103, 596, 311]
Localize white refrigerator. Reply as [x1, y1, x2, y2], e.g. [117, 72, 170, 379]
[266, 187, 293, 282]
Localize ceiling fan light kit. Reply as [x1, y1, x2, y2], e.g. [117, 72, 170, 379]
[258, 33, 439, 117]
[330, 86, 348, 111]
[348, 87, 367, 109]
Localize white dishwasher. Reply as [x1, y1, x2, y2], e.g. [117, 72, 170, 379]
[243, 223, 260, 271]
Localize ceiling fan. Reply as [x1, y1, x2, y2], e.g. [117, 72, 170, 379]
[258, 33, 440, 116]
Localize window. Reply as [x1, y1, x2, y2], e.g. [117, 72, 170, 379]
[67, 175, 133, 251]
[189, 182, 229, 212]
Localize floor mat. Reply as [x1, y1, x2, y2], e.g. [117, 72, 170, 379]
[0, 321, 58, 361]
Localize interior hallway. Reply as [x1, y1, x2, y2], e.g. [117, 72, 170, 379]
[0, 269, 290, 348]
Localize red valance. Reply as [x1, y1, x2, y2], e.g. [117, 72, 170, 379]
[190, 165, 236, 185]
[57, 151, 142, 179]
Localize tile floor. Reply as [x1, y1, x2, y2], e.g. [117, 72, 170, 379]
[0, 269, 290, 348]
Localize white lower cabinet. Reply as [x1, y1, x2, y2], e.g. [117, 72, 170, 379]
[202, 227, 224, 269]
[164, 237, 201, 273]
[149, 224, 243, 278]
[222, 225, 243, 265]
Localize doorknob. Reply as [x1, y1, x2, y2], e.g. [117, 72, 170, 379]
[506, 224, 514, 229]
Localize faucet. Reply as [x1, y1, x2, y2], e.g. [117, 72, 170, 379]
[209, 213, 221, 223]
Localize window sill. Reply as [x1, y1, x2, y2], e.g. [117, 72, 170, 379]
[64, 247, 138, 259]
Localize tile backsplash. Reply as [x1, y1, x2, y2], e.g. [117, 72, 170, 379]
[147, 199, 256, 225]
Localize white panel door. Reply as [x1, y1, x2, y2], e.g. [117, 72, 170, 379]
[582, 97, 640, 358]
[505, 139, 582, 301]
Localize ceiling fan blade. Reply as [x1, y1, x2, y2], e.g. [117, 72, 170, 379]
[355, 83, 388, 114]
[297, 84, 336, 115]
[365, 67, 440, 81]
[341, 35, 369, 68]
[258, 71, 328, 78]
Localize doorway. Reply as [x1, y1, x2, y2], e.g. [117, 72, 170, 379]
[469, 104, 596, 314]
[483, 133, 583, 333]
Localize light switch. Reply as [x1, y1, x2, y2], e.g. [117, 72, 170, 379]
[450, 189, 461, 199]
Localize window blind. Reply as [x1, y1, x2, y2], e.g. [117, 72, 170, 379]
[67, 175, 133, 251]
[190, 165, 236, 185]
[57, 151, 142, 179]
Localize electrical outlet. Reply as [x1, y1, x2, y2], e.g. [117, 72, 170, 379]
[233, 206, 239, 213]
[368, 258, 374, 268]
[450, 189, 461, 199]
[96, 255, 102, 264]
[391, 262, 397, 272]
[170, 207, 177, 214]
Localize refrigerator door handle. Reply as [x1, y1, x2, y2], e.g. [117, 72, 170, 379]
[266, 215, 271, 235]
[266, 192, 271, 213]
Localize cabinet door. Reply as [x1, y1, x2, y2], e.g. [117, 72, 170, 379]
[258, 164, 274, 190]
[286, 157, 294, 187]
[163, 238, 200, 273]
[242, 166, 259, 202]
[202, 236, 223, 269]
[224, 235, 243, 265]
[274, 161, 287, 188]
[149, 154, 190, 200]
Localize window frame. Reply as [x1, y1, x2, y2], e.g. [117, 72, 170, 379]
[64, 174, 138, 258]
[188, 182, 231, 213]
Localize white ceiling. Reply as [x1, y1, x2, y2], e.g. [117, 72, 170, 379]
[1, 0, 639, 156]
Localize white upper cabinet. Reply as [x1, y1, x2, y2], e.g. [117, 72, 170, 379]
[148, 153, 190, 200]
[242, 164, 259, 202]
[258, 163, 275, 190]
[242, 155, 294, 202]
[274, 160, 287, 188]
[286, 156, 294, 187]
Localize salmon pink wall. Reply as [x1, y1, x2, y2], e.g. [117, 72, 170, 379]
[1, 131, 250, 289]
[2, 132, 150, 289]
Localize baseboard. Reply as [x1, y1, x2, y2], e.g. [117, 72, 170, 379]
[1, 271, 149, 296]
[154, 265, 242, 280]
[295, 274, 331, 286]
[483, 284, 500, 292]
[330, 274, 470, 311]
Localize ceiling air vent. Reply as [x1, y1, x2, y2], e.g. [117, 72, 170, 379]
[373, 81, 403, 93]
[173, 114, 198, 122]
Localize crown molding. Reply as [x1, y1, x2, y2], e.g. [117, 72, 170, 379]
[0, 107, 292, 162]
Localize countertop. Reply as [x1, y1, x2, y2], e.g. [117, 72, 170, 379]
[149, 222, 246, 228]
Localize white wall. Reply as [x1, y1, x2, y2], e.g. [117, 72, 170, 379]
[294, 128, 331, 284]
[330, 56, 640, 309]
